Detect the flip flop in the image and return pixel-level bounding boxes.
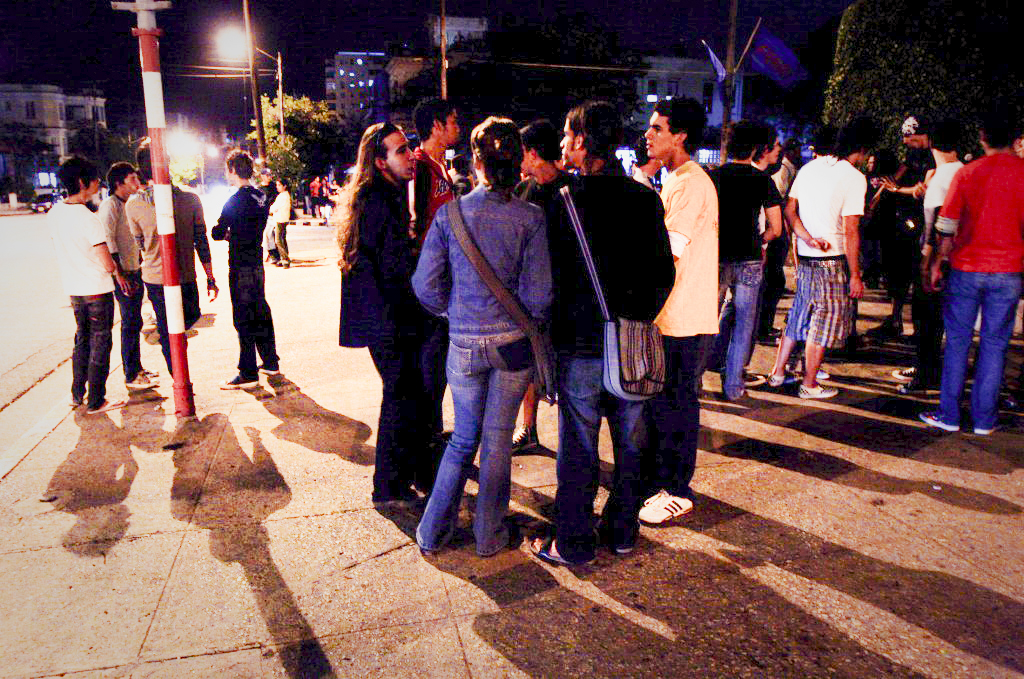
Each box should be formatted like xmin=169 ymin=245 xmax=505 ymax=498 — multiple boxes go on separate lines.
xmin=86 ymin=399 xmax=127 ymax=415
xmin=530 ymin=536 xmax=594 ymax=567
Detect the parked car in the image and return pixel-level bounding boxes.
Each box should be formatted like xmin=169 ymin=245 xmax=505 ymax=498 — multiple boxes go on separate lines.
xmin=31 ymin=193 xmax=59 ymax=213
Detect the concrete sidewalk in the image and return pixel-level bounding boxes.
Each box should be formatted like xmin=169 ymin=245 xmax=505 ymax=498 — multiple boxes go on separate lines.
xmin=0 ymin=225 xmax=1022 ymax=678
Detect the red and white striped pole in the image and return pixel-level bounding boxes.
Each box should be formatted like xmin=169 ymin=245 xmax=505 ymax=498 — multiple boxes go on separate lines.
xmin=113 ymin=1 xmax=195 ymax=419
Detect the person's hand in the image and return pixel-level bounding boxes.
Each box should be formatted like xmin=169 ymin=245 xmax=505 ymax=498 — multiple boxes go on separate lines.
xmin=911 ymin=182 xmax=927 ymax=199
xmin=808 ymin=237 xmax=830 ymax=252
xmin=928 ymin=260 xmax=946 ymax=292
xmin=114 ymin=271 xmax=132 ymax=297
xmin=848 ymin=272 xmax=864 ymax=299
xmin=207 ymin=278 xmax=219 ymax=302
xmin=880 ymin=177 xmax=899 ymax=191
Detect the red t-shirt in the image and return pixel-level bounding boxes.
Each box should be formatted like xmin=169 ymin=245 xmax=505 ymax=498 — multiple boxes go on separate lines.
xmin=940 ymin=152 xmax=1024 ymax=273
xmin=412 ymin=148 xmax=454 ymax=242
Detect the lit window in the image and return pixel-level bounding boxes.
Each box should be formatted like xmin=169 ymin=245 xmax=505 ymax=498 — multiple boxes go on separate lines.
xmin=646 ymin=94 xmax=658 ymax=103
xmin=348 ymin=72 xmax=355 ymax=77
xmin=368 ymin=79 xmax=374 ymax=86
xmin=356 ymin=58 xmax=363 ymax=65
xmin=358 ymin=81 xmax=364 ymax=87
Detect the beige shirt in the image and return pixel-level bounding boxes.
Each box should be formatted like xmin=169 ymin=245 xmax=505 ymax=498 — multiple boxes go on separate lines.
xmin=654 ymin=160 xmax=720 ymax=338
xmin=125 ymin=186 xmax=209 ymax=285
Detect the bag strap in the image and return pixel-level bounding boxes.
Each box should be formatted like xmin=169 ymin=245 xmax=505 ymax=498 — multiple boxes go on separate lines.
xmin=559 ymin=185 xmax=612 ymax=322
xmin=445 ymin=199 xmax=540 ymax=337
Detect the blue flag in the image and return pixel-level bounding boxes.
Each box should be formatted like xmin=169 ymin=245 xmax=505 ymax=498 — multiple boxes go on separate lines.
xmin=749 ymin=30 xmax=807 ymax=89
xmin=702 ymin=40 xmax=727 ymax=83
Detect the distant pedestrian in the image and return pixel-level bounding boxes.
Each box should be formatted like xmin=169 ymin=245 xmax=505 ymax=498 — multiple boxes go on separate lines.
xmin=48 ymin=156 xmax=127 ymax=414
xmin=337 ymin=122 xmax=431 ymax=507
xmin=98 ymin=161 xmax=157 ymax=392
xmin=211 ymin=149 xmax=280 ymax=389
xmin=267 ymin=178 xmax=292 ymax=268
xmin=413 ymin=117 xmax=552 ymax=557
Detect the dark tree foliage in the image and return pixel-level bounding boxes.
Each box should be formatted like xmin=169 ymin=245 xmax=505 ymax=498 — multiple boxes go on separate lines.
xmin=394 ymin=13 xmax=643 ymax=138
xmin=67 ymin=121 xmax=136 ymax=174
xmin=824 ymin=0 xmax=1023 ymax=150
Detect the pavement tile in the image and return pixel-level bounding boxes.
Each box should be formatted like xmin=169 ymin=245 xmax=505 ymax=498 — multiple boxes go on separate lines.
xmin=454 ymin=616 xmax=532 ymax=679
xmin=0 ymin=533 xmax=183 ymax=678
xmin=261 ymin=619 xmax=469 ymax=679
xmin=141 ymin=511 xmax=450 ymax=661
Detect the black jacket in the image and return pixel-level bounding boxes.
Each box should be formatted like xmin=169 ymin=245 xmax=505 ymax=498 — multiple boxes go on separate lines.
xmin=548 ymin=172 xmax=675 ymax=357
xmin=339 ymin=177 xmax=425 ymax=348
xmin=211 ymin=185 xmax=269 ymax=269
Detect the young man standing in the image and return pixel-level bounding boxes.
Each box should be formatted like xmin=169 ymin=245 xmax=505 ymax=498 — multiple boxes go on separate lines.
xmin=411 ymin=97 xmax=461 ymax=463
xmin=511 ymin=118 xmax=572 ymax=451
xmin=640 ymin=98 xmax=719 ymax=523
xmin=921 ymin=111 xmax=1024 ymax=435
xmin=766 ymin=118 xmax=877 ymax=399
xmin=532 ymin=101 xmax=674 ymax=565
xmin=48 ymin=156 xmax=127 ymax=414
xmin=126 ymin=141 xmax=218 ymax=375
xmin=212 ymin=150 xmax=279 ymax=389
xmin=98 ymin=161 xmax=157 ymax=391
xmin=708 ymin=120 xmax=784 ymax=401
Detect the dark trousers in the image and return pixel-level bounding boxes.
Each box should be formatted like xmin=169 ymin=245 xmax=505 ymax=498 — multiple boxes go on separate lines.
xmin=228 ymin=266 xmax=278 ymax=380
xmin=648 ymin=334 xmax=710 ymax=500
xmin=113 ymin=270 xmax=145 ymax=381
xmin=146 ymin=281 xmax=202 ymax=373
xmin=368 ymin=337 xmax=430 ymax=501
xmin=555 ymin=354 xmax=648 ymax=562
xmin=911 ymin=279 xmax=944 ymax=386
xmin=275 ymin=223 xmax=290 ymax=263
xmin=421 ymin=315 xmax=450 ymax=436
xmin=70 ymin=293 xmax=115 ymax=410
xmin=758 ymin=233 xmax=790 ymax=336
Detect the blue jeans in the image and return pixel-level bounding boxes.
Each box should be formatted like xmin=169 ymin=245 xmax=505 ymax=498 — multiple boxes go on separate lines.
xmin=937 ymin=270 xmax=1022 ymax=430
xmin=416 ymin=332 xmax=531 ymax=556
xmin=554 ymin=354 xmax=648 ymax=562
xmin=113 ymin=270 xmax=145 ymax=382
xmin=70 ymin=293 xmax=114 ymax=410
xmin=712 ymin=260 xmax=764 ymax=399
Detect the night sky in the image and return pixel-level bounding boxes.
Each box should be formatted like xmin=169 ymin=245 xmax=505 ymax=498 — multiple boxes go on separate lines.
xmin=1 ymin=0 xmax=853 ymax=135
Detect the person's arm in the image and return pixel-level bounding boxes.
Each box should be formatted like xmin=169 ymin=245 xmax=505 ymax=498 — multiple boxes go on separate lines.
xmin=762 ymin=178 xmax=784 ymax=244
xmin=784 ymin=197 xmax=830 ymax=251
xmin=189 ymin=196 xmax=217 ymax=300
xmin=410 ymin=210 xmax=451 ymax=317
xmin=517 ymin=207 xmax=553 ymax=322
xmin=93 ymin=242 xmax=130 ymax=295
xmin=98 ymin=200 xmax=125 ymax=275
xmin=843 ymin=215 xmax=863 ymax=299
xmin=211 ymin=195 xmax=233 ymax=241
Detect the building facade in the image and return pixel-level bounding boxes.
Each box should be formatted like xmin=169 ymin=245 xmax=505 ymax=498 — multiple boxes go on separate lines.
xmin=0 ymin=84 xmax=107 ymax=192
xmin=324 ymin=51 xmax=388 ymax=123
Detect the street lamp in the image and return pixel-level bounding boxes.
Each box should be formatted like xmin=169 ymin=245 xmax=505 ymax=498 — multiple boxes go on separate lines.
xmin=215 ymin=20 xmax=285 ymax=156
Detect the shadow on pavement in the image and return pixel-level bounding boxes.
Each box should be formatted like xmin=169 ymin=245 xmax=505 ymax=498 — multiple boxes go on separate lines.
xmin=698 ymin=427 xmax=1022 ymax=515
xmin=248 ymin=375 xmax=375 ymax=465
xmin=170 ymin=414 xmax=335 ymax=679
xmin=43 ymin=411 xmax=138 ymax=557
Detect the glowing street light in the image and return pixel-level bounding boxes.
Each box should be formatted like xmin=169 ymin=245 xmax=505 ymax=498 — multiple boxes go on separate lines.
xmin=215 ymin=26 xmax=248 ymax=62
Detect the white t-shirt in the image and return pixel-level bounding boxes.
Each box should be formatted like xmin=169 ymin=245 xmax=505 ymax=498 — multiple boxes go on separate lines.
xmin=924 ymin=161 xmax=964 ymax=210
xmin=789 ymin=156 xmax=867 ymax=257
xmin=48 ymin=202 xmax=115 ymax=296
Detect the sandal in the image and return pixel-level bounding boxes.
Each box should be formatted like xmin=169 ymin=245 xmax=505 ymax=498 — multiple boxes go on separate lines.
xmin=530 ymin=536 xmax=594 ymax=566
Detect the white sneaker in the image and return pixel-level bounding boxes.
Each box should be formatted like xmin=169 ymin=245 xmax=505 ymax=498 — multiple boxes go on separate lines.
xmin=816 ymin=369 xmax=831 ymax=381
xmin=799 ymin=384 xmax=838 ymax=400
xmin=125 ymin=374 xmax=159 ymax=390
xmin=638 ymin=490 xmax=694 ymax=524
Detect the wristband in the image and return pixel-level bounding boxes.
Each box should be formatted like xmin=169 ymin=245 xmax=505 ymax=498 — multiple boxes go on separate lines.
xmin=207 ymin=278 xmax=216 ymax=287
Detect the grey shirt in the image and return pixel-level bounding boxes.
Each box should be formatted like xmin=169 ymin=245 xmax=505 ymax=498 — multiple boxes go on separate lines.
xmin=98 ymin=193 xmax=140 ymax=272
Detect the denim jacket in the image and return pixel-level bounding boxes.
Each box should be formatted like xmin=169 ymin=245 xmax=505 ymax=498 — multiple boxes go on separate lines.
xmin=413 ymin=186 xmax=553 ymax=336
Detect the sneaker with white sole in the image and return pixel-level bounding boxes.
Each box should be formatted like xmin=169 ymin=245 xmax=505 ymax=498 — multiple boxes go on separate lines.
xmin=258 ymin=365 xmax=281 ymax=376
xmin=511 ymin=425 xmax=539 ymax=452
xmin=638 ymin=490 xmax=694 ymax=524
xmin=816 ymin=369 xmax=831 ymax=381
xmin=798 ymin=384 xmax=838 ymax=399
xmin=767 ymin=373 xmax=799 ymax=388
xmin=743 ymin=372 xmax=767 ymax=387
xmin=919 ymin=411 xmax=959 ymax=432
xmin=892 ymin=367 xmax=915 ymax=382
xmin=972 ymin=426 xmax=996 ymax=435
xmin=220 ymin=375 xmax=259 ymax=390
xmin=125 ymin=374 xmax=159 ymax=390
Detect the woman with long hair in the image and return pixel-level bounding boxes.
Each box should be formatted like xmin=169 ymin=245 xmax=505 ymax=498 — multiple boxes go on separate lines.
xmin=338 ymin=122 xmax=431 ymax=507
xmin=412 ymin=117 xmax=553 ymax=556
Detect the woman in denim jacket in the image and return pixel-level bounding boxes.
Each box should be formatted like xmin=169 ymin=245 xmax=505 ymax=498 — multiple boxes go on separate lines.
xmin=412 ymin=117 xmax=553 ymax=556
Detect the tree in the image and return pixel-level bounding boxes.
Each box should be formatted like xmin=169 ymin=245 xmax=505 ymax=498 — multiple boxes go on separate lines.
xmin=0 ymin=122 xmax=57 ymax=199
xmin=249 ymin=94 xmax=348 ymax=182
xmin=67 ymin=121 xmax=135 ymax=172
xmin=169 ymin=153 xmax=200 ymax=186
xmin=824 ymin=0 xmax=1023 ymax=150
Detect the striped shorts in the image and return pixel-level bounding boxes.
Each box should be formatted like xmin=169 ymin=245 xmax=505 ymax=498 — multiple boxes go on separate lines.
xmin=784 ymin=257 xmax=853 ymax=348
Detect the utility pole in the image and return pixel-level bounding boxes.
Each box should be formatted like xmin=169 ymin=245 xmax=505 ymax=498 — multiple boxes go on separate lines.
xmin=439 ymin=0 xmax=448 ymax=100
xmin=276 ymin=50 xmax=285 ymax=138
xmin=112 ymin=0 xmax=196 ymax=422
xmin=243 ymin=0 xmax=266 ymax=160
xmin=719 ymin=1 xmax=761 ymax=162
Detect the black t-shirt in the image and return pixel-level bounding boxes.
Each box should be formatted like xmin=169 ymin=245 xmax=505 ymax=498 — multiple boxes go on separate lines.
xmin=709 ymin=162 xmax=783 ymax=262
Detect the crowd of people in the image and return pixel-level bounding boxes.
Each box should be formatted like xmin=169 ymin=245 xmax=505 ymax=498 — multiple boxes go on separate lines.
xmin=45 ymin=94 xmax=1024 ymax=564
